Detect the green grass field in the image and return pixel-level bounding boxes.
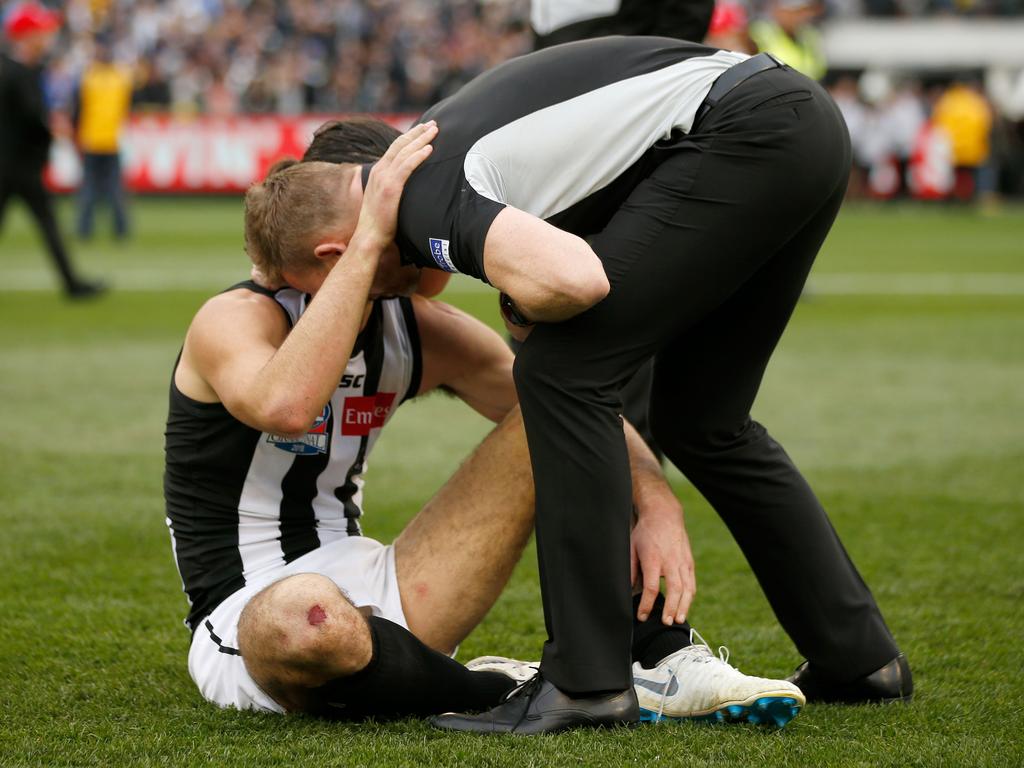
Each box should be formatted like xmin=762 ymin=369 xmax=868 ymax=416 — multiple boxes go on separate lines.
xmin=1 ymin=198 xmax=1022 ymax=767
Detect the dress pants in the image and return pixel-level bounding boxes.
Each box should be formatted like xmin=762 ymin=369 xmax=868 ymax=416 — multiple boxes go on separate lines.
xmin=514 ymin=65 xmax=900 ymax=694
xmin=0 ymin=170 xmax=81 ymax=291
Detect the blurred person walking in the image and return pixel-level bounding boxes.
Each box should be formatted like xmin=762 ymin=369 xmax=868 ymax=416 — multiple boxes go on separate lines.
xmin=0 ymin=2 xmax=106 ymax=298
xmin=74 ymin=36 xmax=132 ymax=241
xmin=749 ymin=0 xmax=826 ymax=81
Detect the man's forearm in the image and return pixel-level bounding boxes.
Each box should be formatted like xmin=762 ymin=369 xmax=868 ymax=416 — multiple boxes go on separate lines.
xmin=252 ymin=236 xmax=383 ymax=435
xmin=624 ymin=420 xmax=677 ymax=516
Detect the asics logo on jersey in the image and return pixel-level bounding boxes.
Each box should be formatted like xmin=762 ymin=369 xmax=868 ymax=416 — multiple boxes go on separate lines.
xmin=633 ymin=674 xmax=679 ymax=696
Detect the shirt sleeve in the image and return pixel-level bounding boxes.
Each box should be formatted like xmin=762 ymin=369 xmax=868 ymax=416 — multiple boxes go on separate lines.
xmin=395 ymin=156 xmax=506 ymax=284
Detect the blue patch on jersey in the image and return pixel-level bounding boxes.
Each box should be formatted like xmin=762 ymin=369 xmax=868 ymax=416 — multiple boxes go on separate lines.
xmin=428 ymin=238 xmax=457 ymax=273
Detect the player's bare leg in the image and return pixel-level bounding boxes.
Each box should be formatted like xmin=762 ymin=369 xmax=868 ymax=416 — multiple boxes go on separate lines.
xmin=394 ymin=406 xmax=535 ymax=654
xmin=236 ymin=572 xmax=372 ymax=712
xmin=234 ymin=409 xmax=534 ymax=716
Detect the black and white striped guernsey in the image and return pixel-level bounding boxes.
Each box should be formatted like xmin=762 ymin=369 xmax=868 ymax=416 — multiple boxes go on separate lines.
xmin=163 ymin=282 xmax=422 ymax=633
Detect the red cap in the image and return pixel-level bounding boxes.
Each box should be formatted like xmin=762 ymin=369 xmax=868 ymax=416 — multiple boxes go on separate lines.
xmin=3 ymin=2 xmax=62 ymax=40
xmin=708 ymin=2 xmax=748 ymax=36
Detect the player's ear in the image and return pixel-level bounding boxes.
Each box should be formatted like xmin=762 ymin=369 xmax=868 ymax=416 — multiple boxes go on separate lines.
xmin=313 ymin=241 xmax=347 ymax=264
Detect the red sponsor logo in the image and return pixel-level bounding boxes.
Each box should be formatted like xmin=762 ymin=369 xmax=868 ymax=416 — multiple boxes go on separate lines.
xmin=341 ymin=392 xmax=396 ymax=437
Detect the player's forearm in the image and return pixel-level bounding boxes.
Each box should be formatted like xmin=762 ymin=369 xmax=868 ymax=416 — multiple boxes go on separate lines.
xmin=624 ymin=421 xmax=682 ymax=520
xmin=252 ymin=237 xmax=383 ymax=436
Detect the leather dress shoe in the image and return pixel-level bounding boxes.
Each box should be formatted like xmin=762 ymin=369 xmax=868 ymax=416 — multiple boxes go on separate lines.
xmin=788 ymin=653 xmax=913 ymax=704
xmin=430 ymin=674 xmax=639 ymax=734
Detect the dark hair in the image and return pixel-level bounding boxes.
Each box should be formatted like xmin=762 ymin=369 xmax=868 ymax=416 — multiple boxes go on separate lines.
xmin=303 ymin=117 xmax=401 ymax=165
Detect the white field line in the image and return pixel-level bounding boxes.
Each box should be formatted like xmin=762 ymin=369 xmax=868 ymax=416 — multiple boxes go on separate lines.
xmin=2 ymin=269 xmax=1024 ymax=295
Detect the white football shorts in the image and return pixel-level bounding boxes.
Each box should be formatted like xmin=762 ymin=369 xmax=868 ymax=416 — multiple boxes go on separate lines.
xmin=187 ymin=535 xmax=408 ymax=714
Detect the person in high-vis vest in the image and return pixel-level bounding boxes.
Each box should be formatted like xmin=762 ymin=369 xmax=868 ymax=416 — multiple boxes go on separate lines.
xmin=74 ymin=38 xmax=132 ymax=240
xmin=749 ymin=0 xmax=827 ymax=82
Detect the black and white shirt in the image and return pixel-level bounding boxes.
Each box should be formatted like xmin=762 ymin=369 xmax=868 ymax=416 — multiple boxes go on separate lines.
xmin=164 ymin=283 xmax=421 ymax=633
xmin=391 ymin=36 xmax=746 ymax=282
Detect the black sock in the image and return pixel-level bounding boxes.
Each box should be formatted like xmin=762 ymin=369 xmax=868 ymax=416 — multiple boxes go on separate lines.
xmin=631 ymin=593 xmax=692 ymax=669
xmin=305 ymin=617 xmax=516 ymax=721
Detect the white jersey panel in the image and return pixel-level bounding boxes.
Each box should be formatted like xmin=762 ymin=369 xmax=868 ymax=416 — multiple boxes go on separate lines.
xmin=464 ymin=49 xmax=748 ymax=221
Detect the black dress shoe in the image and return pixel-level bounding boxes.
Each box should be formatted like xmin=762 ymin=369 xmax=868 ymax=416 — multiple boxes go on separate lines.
xmin=788 ymin=653 xmax=913 ymax=704
xmin=430 ymin=674 xmax=639 ymax=734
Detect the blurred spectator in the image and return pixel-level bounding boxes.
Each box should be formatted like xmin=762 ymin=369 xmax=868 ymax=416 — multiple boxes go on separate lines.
xmin=931 ymin=79 xmax=995 ymax=201
xmin=827 ymin=74 xmax=871 ymax=195
xmin=704 ymin=1 xmax=755 ymax=53
xmin=530 ymin=0 xmax=714 ymax=47
xmin=74 ymin=36 xmax=132 ymax=240
xmin=0 ymin=1 xmax=105 ymax=298
xmin=749 ymin=0 xmax=827 ymax=80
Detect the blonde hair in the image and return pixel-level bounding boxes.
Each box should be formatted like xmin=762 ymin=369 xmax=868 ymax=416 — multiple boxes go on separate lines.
xmin=243 ymin=161 xmax=356 ymax=285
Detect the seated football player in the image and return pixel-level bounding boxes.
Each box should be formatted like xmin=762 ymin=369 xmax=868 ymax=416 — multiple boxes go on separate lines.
xmin=164 ymin=122 xmax=804 ymax=726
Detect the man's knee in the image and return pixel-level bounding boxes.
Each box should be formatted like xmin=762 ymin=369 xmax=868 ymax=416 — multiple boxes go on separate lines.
xmin=237 ymin=573 xmax=372 ymax=706
xmin=650 ymin=409 xmax=769 ymax=466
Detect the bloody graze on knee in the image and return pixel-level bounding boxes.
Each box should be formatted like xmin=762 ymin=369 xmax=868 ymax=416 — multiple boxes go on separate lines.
xmin=238 ymin=573 xmax=373 ymax=699
xmin=307 ymin=604 xmax=327 ymax=626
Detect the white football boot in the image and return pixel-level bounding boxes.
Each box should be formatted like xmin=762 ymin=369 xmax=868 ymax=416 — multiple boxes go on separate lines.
xmin=633 ymin=629 xmax=805 ymax=727
xmin=465 ymin=656 xmax=540 ymax=684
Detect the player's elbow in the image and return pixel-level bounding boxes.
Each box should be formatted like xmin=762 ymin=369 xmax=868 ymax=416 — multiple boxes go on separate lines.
xmin=532 ymin=257 xmax=609 ymax=321
xmin=570 ymin=264 xmax=611 ymax=311
xmin=257 ymin=398 xmax=318 ymax=438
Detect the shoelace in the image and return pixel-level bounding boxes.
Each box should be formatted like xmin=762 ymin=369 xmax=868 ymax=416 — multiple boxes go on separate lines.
xmin=504 ymin=670 xmax=543 ymax=703
xmin=654 ymin=628 xmax=733 ymax=721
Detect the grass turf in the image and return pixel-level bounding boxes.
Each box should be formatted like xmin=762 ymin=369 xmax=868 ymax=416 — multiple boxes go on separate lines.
xmin=1 ymin=198 xmax=1022 ymax=767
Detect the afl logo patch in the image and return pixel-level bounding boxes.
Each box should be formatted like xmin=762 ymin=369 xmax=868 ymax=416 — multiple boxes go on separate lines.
xmin=266 ymin=404 xmax=331 ymax=455
xmin=428 ymin=238 xmax=457 ymax=273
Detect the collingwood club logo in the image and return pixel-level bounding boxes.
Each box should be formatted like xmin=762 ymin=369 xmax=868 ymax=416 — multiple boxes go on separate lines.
xmin=267 ymin=404 xmax=331 ymax=455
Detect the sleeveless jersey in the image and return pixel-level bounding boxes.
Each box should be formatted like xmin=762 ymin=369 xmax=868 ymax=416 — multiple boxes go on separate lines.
xmin=163 ymin=282 xmax=422 ymax=633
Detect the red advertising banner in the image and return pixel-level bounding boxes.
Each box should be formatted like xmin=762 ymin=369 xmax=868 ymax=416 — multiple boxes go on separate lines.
xmin=45 ymin=114 xmax=416 ymax=194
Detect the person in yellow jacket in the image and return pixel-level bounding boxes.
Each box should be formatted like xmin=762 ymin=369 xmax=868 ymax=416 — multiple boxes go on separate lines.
xmin=74 ymin=38 xmax=132 ymax=240
xmin=749 ymin=0 xmax=827 ymax=82
xmin=931 ymin=80 xmax=994 ymax=201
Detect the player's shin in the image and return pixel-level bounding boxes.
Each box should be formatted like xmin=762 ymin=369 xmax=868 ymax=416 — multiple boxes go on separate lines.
xmin=304 ymin=616 xmax=515 ymax=720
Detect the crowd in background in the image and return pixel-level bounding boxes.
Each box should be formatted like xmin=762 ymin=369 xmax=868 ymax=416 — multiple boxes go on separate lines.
xmin=3 ymin=0 xmax=1024 ymax=199
xmin=43 ymin=0 xmax=533 ymax=116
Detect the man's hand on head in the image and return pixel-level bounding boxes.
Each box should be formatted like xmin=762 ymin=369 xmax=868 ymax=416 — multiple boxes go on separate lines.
xmin=355 ymin=121 xmax=438 ymax=249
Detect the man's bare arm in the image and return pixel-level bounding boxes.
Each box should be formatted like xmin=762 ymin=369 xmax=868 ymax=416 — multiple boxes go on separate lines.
xmin=626 ymin=424 xmax=696 ymax=626
xmin=414 ymin=296 xmax=517 ymax=422
xmin=176 ymin=122 xmax=439 ymax=436
xmin=483 ymin=206 xmax=609 ymax=323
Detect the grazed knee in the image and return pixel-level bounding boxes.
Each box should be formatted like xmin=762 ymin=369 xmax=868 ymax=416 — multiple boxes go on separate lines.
xmin=237 ymin=573 xmax=372 ymax=708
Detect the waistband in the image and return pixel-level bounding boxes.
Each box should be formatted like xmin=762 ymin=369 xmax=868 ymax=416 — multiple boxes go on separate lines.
xmin=693 ymin=52 xmax=787 ymax=131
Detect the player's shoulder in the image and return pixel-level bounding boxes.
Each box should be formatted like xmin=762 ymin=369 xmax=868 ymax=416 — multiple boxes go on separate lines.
xmin=189 ymin=283 xmax=292 ymax=346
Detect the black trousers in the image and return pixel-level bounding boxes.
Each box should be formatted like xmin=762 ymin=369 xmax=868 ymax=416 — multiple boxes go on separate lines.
xmin=514 ymin=66 xmax=900 ymax=694
xmin=0 ymin=170 xmax=81 ymax=291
